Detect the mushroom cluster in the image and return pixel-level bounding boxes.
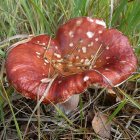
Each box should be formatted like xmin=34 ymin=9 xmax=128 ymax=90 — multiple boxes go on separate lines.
xmin=6 ymin=17 xmax=137 ymax=111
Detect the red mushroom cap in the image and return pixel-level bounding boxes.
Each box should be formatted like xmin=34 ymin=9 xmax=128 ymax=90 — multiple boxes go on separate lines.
xmin=6 ymin=17 xmax=137 ymax=103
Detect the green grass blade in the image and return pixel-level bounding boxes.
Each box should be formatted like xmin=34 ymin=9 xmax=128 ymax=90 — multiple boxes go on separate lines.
xmin=0 ymin=60 xmax=23 ymax=140
xmin=117 ymin=87 xmax=140 ymax=110
xmin=107 ymin=99 xmax=127 ymax=123
xmin=112 ymin=0 xmax=127 ymax=27
xmin=0 ymin=49 xmax=5 ymax=58
xmin=57 ymin=0 xmax=68 ymax=20
xmin=0 ymin=81 xmax=23 ymax=140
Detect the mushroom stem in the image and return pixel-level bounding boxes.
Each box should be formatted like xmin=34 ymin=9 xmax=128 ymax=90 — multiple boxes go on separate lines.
xmin=57 ymin=94 xmax=80 ymax=115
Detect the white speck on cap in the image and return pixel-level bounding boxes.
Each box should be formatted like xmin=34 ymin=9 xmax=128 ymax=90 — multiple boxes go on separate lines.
xmin=82 ymin=47 xmax=87 ymax=53
xmin=86 ymin=31 xmax=94 ymax=38
xmin=79 ymin=39 xmax=83 ymax=43
xmin=36 ymin=52 xmax=41 ymax=55
xmin=37 ymin=41 xmax=40 ymax=43
xmin=106 ymin=46 xmax=109 ymax=50
xmin=69 ymin=31 xmax=74 ymax=37
xmin=95 ymin=38 xmax=98 ymax=42
xmin=95 ymin=19 xmax=106 ymax=27
xmin=42 ymin=43 xmax=46 ymax=45
xmin=80 ymin=59 xmax=84 ymax=63
xmin=98 ymin=30 xmax=103 ymax=34
xmin=55 ymin=46 xmax=58 ymax=49
xmin=87 ymin=17 xmax=94 ymax=22
xmin=120 ymin=61 xmax=126 ymax=63
xmin=76 ymin=20 xmax=82 ymax=25
xmin=106 ymin=57 xmax=110 ymax=60
xmin=89 ymin=65 xmax=93 ymax=69
xmin=54 ymin=53 xmax=61 ymax=58
xmin=58 ymin=80 xmax=62 ymax=84
xmin=76 ymin=56 xmax=79 ymax=59
xmin=85 ymin=58 xmax=90 ymax=65
xmin=83 ymin=76 xmax=89 ymax=81
xmin=88 ymin=42 xmax=94 ymax=47
xmin=105 ymin=68 xmax=109 ymax=70
xmin=69 ymin=43 xmax=74 ymax=47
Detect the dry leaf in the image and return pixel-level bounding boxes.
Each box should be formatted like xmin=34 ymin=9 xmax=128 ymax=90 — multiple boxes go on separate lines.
xmin=92 ymin=112 xmax=111 ymax=139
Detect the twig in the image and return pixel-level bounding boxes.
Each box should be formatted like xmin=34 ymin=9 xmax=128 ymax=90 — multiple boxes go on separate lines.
xmin=109 ymin=0 xmax=114 ymax=28
xmin=0 ymin=34 xmax=32 ymax=45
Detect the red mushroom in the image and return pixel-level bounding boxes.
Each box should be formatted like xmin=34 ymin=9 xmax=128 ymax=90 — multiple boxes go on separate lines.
xmin=6 ymin=17 xmax=137 ymax=114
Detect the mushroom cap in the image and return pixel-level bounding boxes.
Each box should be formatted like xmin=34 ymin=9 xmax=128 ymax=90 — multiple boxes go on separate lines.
xmin=6 ymin=17 xmax=137 ymax=103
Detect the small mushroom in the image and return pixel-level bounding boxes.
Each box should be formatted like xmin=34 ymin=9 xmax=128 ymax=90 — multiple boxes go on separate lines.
xmin=6 ymin=17 xmax=137 ymax=114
